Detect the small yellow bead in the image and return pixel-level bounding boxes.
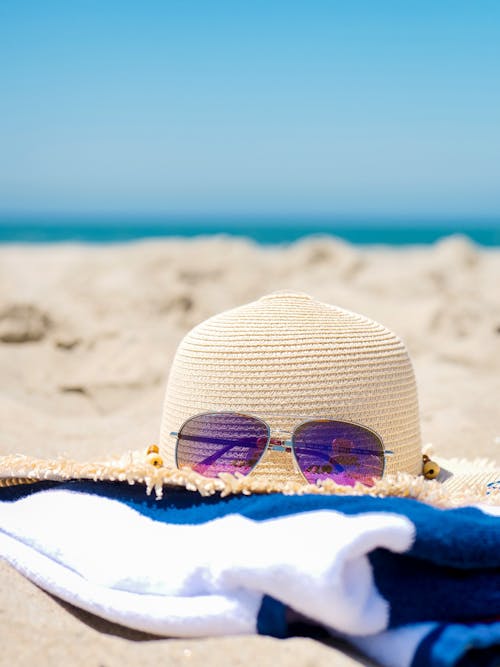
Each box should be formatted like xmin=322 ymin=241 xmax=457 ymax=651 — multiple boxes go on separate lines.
xmin=147 ymin=453 xmax=163 ymax=468
xmin=423 ymin=460 xmax=440 ymax=480
xmin=147 ymin=444 xmax=159 ymax=454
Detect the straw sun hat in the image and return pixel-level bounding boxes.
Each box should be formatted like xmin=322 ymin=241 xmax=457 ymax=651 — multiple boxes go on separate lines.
xmin=1 ymin=291 xmax=498 ymax=508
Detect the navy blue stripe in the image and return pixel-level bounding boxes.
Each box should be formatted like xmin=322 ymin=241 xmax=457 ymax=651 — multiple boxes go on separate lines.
xmin=370 ymin=548 xmax=500 ymax=626
xmin=256 ymin=596 xmax=287 ymax=638
xmin=411 ymin=624 xmax=447 ymax=667
xmin=0 ymin=481 xmax=59 ymax=500
xmin=455 ymin=646 xmax=500 ymax=667
xmin=412 ymin=623 xmax=500 ymax=667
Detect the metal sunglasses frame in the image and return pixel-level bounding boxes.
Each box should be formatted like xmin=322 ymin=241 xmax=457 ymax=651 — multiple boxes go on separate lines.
xmin=170 ymin=410 xmax=394 ymax=484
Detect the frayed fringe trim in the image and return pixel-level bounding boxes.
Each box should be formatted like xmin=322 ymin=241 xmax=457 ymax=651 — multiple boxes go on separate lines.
xmin=0 ymin=452 xmax=498 ymax=509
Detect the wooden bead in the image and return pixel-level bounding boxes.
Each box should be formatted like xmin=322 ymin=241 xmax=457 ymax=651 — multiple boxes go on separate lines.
xmin=423 ymin=459 xmax=440 ymax=480
xmin=147 ymin=453 xmax=163 ymax=468
xmin=147 ymin=444 xmax=159 ymax=454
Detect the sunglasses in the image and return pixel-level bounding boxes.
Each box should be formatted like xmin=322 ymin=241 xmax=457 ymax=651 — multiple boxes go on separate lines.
xmin=171 ymin=411 xmax=393 ymax=487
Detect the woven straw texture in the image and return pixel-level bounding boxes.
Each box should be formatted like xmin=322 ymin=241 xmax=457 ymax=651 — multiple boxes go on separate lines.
xmin=1 ymin=451 xmax=498 ymax=508
xmin=159 ymin=291 xmax=422 ymax=483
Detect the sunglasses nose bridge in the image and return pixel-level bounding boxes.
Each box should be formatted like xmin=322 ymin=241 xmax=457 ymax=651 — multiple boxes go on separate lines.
xmin=266 ymin=428 xmax=294 ymax=452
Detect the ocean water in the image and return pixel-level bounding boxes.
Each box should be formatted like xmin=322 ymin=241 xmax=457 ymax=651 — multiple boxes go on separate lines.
xmin=0 ymin=218 xmax=499 ymax=246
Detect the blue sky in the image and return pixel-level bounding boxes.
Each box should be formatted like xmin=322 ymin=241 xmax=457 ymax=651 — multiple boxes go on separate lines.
xmin=0 ymin=1 xmax=499 ymax=219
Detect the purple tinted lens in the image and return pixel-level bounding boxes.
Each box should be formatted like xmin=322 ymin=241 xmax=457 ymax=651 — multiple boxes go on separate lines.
xmin=176 ymin=412 xmax=269 ymax=477
xmin=293 ymin=420 xmax=384 ymax=487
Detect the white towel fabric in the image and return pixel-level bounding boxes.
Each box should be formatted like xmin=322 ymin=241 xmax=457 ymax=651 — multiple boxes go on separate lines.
xmin=0 ymin=487 xmax=414 ymax=637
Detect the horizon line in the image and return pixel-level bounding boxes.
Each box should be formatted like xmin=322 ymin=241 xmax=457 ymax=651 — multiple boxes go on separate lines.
xmin=1 ymin=213 xmax=500 ymax=226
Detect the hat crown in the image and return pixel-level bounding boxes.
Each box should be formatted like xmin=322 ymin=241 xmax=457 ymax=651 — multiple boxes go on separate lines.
xmin=159 ymin=292 xmax=421 ymax=477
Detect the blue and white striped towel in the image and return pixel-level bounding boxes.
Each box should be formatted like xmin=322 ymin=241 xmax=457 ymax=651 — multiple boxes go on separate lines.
xmin=0 ymin=481 xmax=499 ymax=667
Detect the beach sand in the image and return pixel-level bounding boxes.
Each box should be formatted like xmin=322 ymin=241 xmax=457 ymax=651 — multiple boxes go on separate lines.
xmin=0 ymin=234 xmax=499 ymax=666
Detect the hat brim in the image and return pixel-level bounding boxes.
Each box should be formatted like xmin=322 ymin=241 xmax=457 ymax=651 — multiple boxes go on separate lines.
xmin=0 ymin=451 xmax=498 ymax=509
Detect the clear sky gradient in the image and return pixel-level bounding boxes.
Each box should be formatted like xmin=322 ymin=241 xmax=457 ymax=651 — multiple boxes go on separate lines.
xmin=1 ymin=1 xmax=499 ymax=219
